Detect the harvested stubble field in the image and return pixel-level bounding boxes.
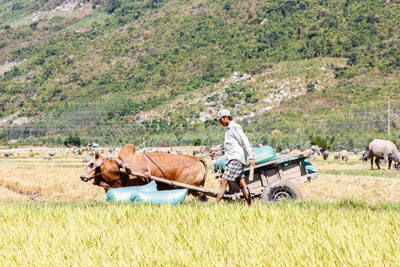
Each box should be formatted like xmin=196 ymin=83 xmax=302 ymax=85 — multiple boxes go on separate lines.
xmin=0 ymin=150 xmax=400 ymax=266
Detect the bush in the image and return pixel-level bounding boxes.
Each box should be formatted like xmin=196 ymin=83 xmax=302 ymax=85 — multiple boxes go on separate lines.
xmin=193 ymin=138 xmax=202 ymax=146
xmin=107 ymin=0 xmax=121 ymax=13
xmin=306 ymin=82 xmax=316 ymax=94
xmin=311 ymin=136 xmax=329 ymax=149
xmin=271 ymin=129 xmax=282 ymax=138
xmin=64 ymin=135 xmax=81 ymax=147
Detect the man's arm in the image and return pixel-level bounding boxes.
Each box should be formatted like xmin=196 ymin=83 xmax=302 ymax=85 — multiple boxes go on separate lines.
xmin=232 ymin=124 xmax=255 ymax=160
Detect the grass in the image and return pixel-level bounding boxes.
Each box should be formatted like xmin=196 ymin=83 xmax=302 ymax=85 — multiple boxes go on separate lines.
xmin=0 ymin=200 xmax=399 ymax=266
xmin=322 ymin=169 xmax=400 ymax=179
xmin=63 ymin=11 xmax=111 ymax=32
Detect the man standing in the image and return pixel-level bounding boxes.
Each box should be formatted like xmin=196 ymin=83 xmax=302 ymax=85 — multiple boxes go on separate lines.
xmin=215 ymin=109 xmax=255 ymax=206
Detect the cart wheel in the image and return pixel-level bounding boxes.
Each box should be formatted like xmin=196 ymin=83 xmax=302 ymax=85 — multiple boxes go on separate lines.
xmin=261 ymin=181 xmax=303 ymax=202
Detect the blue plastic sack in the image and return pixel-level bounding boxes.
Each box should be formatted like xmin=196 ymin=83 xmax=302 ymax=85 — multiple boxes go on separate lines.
xmin=106 ymin=181 xmax=158 ymax=202
xmin=131 ymin=189 xmax=188 ymax=205
xmin=304 ymin=160 xmax=318 ymax=174
xmin=213 ymin=146 xmax=276 ymax=172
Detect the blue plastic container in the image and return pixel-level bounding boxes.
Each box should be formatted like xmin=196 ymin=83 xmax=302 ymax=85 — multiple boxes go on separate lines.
xmin=131 ymin=189 xmax=188 ymax=205
xmin=106 ymin=181 xmax=158 ymax=202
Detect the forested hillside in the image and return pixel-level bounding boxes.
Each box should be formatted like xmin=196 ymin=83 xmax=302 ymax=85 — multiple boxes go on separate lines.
xmin=0 ymin=0 xmax=399 ymax=150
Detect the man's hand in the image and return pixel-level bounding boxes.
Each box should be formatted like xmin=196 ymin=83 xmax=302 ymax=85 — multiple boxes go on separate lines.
xmin=249 ymin=159 xmax=255 ymax=167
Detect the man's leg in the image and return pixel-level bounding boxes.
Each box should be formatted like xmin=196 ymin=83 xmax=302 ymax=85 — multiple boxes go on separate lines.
xmin=237 ymin=178 xmax=253 ymax=206
xmin=216 ymin=178 xmax=229 ymax=202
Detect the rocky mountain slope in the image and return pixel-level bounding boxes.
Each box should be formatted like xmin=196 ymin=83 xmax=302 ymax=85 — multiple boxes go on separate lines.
xmin=0 ymin=0 xmax=399 ymax=149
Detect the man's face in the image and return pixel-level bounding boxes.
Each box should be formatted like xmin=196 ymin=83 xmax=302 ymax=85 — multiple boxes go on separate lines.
xmin=219 ymin=116 xmax=230 ymax=127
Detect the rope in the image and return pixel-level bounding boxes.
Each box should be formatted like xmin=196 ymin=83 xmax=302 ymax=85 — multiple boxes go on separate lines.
xmin=144 ymin=153 xmax=167 ymax=179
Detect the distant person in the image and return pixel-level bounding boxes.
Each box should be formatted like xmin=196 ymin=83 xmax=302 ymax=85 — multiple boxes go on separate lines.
xmin=311 ymin=150 xmax=317 ymax=159
xmin=214 ymin=109 xmax=255 ymax=206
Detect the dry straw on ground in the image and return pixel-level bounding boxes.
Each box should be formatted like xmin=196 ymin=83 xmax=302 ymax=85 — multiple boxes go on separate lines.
xmin=0 ymin=151 xmax=399 ymax=203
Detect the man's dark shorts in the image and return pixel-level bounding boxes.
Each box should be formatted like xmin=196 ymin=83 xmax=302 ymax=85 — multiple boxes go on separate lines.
xmin=222 ymin=160 xmax=245 ymax=181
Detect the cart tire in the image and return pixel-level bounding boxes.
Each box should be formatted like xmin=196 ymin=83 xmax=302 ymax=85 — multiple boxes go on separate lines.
xmin=261 ymin=181 xmax=303 ymax=202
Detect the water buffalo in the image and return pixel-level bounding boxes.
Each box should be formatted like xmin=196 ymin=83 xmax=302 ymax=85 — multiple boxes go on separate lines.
xmin=82 ymin=156 xmax=91 ymax=163
xmin=368 ymin=139 xmax=400 ymax=170
xmin=81 ymin=144 xmax=208 ymax=200
xmin=340 ymin=150 xmax=349 ymax=162
xmin=360 ymin=151 xmax=370 ymax=161
xmin=333 ymin=152 xmax=340 ymax=161
xmin=322 ymin=151 xmax=329 ymax=160
xmin=333 ymin=151 xmax=348 ymax=162
xmin=43 ymin=155 xmax=52 ymax=160
xmin=4 ymin=151 xmax=13 ymax=157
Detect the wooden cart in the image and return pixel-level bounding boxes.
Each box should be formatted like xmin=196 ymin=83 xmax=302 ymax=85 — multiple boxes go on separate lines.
xmin=128 ymin=152 xmax=318 ymax=202
xmin=224 ymin=152 xmax=318 ymax=201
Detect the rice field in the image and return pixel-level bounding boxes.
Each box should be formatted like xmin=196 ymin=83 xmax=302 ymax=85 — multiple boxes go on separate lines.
xmin=0 ymin=149 xmax=400 ymax=266
xmin=1 ymin=201 xmax=400 ymax=266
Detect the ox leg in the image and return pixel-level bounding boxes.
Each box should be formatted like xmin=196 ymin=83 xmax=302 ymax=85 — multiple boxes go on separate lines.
xmin=375 ymin=158 xmax=381 ymax=170
xmin=384 ymin=155 xmax=389 ymax=171
xmin=99 ymin=181 xmax=111 ymax=193
xmin=189 ymin=190 xmax=208 ymax=202
xmin=370 ymin=156 xmax=374 ymax=170
xmin=389 ymin=159 xmax=392 ymax=170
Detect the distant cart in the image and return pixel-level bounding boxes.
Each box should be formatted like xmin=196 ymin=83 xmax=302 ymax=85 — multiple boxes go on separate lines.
xmin=127 ymin=152 xmax=318 ymax=202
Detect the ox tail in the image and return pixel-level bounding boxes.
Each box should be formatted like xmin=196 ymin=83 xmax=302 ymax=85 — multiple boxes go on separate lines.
xmin=199 ymin=158 xmax=208 ymax=187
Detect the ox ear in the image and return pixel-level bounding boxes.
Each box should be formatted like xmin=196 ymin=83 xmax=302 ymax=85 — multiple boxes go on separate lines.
xmin=95 ymin=152 xmax=99 ymax=159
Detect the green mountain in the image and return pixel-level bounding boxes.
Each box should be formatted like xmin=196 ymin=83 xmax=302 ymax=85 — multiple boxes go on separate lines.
xmin=0 ymin=0 xmax=399 ymax=150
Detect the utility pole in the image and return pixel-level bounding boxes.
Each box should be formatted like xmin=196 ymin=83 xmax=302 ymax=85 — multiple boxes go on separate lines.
xmin=388 ymin=96 xmax=391 ymax=135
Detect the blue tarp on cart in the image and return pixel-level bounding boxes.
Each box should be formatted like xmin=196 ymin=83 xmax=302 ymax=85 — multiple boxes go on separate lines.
xmin=213 ymin=146 xmax=277 ymax=172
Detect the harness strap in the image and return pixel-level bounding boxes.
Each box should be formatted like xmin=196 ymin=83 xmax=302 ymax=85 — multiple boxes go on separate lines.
xmin=143 ymin=154 xmax=152 ymax=183
xmin=143 ymin=153 xmax=167 ymax=180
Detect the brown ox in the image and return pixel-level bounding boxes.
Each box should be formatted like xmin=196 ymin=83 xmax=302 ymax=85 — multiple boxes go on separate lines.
xmin=80 ymin=153 xmax=146 ymax=192
xmin=80 ymin=144 xmax=207 ymax=200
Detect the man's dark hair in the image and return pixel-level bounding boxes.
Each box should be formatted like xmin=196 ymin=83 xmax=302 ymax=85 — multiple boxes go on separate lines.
xmin=223 ymin=115 xmax=233 ymax=120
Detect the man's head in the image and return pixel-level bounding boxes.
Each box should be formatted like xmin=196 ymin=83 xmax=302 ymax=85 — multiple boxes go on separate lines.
xmin=214 ymin=109 xmax=232 ymax=127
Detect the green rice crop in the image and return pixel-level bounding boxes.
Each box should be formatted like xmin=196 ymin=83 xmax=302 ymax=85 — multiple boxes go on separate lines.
xmin=0 ymin=200 xmax=399 ymax=266
xmin=322 ymin=169 xmax=400 ymax=179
